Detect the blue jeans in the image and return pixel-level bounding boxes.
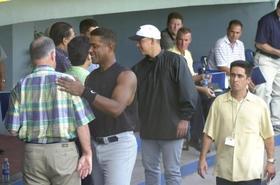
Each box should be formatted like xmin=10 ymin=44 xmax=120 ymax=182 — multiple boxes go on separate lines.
xmin=142 ymin=139 xmax=184 ymax=185
xmin=90 ymin=131 xmax=137 ymax=185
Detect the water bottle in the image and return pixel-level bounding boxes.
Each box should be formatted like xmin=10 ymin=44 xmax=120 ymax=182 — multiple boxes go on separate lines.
xmin=201 ymin=76 xmax=209 ymax=87
xmin=2 ymin=158 xmax=10 ymax=183
xmin=201 ymin=67 xmax=211 ymax=87
xmin=200 ymin=64 xmax=207 ymax=86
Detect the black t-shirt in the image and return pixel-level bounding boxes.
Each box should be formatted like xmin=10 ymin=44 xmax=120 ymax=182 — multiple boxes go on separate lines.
xmin=85 ymin=62 xmax=138 ymax=138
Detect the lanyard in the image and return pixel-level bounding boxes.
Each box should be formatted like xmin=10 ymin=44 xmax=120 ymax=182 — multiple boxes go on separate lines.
xmin=231 ymin=98 xmax=245 ymax=137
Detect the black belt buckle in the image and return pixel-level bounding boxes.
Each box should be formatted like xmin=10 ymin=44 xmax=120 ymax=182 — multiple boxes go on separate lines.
xmin=95 ymin=136 xmax=118 ymax=144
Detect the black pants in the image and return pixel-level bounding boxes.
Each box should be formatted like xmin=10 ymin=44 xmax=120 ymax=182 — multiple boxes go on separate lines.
xmin=216 ymin=177 xmax=261 ymax=185
xmin=200 ymin=92 xmax=215 ymax=119
xmin=189 ymin=90 xmax=225 ymax=142
xmin=190 ymin=94 xmax=205 ymax=141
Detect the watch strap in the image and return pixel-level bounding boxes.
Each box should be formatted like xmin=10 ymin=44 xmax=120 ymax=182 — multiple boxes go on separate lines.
xmin=81 ymin=87 xmax=97 ymax=103
xmin=267 ymin=158 xmax=276 ymax=164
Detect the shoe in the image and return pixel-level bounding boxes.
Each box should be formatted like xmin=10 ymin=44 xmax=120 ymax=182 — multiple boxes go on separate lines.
xmin=189 ymin=139 xmax=202 ymax=152
xmin=182 ymin=139 xmax=189 ymax=151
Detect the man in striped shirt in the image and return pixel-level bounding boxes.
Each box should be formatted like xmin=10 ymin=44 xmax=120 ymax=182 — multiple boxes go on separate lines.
xmin=4 ymin=36 xmax=95 ymax=185
xmin=207 ymin=19 xmax=245 ymax=75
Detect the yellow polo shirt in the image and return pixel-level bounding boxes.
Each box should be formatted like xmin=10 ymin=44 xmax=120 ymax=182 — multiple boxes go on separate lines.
xmin=169 ymin=46 xmax=195 ymax=75
xmin=204 ymin=91 xmax=274 ymax=181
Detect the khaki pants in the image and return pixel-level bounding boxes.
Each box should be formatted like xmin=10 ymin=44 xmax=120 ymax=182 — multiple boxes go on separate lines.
xmin=23 ymin=142 xmax=80 ymax=185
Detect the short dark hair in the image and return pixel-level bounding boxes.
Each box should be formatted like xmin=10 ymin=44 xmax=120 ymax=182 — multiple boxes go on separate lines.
xmin=227 ymin=19 xmax=243 ymax=30
xmin=90 ymin=27 xmax=117 ymax=50
xmin=230 ymin=60 xmax=252 ymax=77
xmin=29 ymin=36 xmax=55 ymax=61
xmin=68 ymin=36 xmax=91 ymax=66
xmin=176 ymin=27 xmax=192 ymax=40
xmin=49 ymin=22 xmax=73 ymax=46
xmin=79 ymin=18 xmax=98 ymax=34
xmin=277 ymin=0 xmax=280 ymax=8
xmin=167 ymin=12 xmax=183 ymax=25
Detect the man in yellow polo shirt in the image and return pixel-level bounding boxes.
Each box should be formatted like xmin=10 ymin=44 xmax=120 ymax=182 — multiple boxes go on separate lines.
xmin=198 ymin=60 xmax=276 ymax=185
xmin=169 ymin=27 xmax=215 ymax=151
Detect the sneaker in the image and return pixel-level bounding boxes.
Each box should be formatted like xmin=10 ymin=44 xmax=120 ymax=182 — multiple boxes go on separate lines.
xmin=273 ymin=125 xmax=280 ymax=132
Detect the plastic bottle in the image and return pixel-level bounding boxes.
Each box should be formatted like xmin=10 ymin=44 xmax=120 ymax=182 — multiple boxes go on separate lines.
xmin=2 ymin=158 xmax=10 ymax=183
xmin=201 ymin=77 xmax=208 ymax=87
xmin=201 ymin=66 xmax=211 ymax=87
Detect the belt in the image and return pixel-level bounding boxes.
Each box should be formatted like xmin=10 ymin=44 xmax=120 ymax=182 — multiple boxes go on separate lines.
xmin=94 ymin=136 xmax=118 ymax=144
xmin=25 ymin=138 xmax=76 ymax=144
xmin=258 ymin=50 xmax=280 ymax=59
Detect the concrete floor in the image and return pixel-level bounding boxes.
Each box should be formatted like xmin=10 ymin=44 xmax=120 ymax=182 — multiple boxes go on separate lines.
xmin=2 ymin=133 xmax=280 ymax=185
xmin=132 ymin=133 xmax=280 ymax=185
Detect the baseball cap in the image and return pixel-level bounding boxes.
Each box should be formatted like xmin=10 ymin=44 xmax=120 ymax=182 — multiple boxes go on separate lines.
xmin=129 ymin=24 xmax=161 ymax=41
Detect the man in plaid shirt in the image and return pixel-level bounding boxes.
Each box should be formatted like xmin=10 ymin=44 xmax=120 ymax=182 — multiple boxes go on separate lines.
xmin=4 ymin=36 xmax=95 ymax=185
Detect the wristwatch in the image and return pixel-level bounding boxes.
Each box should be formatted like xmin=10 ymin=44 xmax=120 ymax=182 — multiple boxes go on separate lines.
xmin=267 ymin=158 xmax=276 ymax=164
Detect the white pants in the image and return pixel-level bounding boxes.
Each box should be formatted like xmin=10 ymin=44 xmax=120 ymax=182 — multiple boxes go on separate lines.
xmin=255 ymin=52 xmax=280 ymax=125
xmin=91 ymin=131 xmax=137 ymax=185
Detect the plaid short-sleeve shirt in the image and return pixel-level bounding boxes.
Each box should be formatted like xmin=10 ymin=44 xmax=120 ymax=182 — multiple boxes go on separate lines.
xmin=4 ymin=65 xmax=95 ymax=143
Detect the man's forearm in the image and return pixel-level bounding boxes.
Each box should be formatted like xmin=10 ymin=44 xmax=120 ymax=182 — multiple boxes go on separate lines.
xmin=256 ymin=43 xmax=280 ymax=57
xmin=77 ymin=125 xmax=92 ymax=155
xmin=264 ymin=136 xmax=275 ymax=159
xmin=217 ymin=66 xmax=230 ymax=75
xmin=199 ymin=134 xmax=213 ymax=160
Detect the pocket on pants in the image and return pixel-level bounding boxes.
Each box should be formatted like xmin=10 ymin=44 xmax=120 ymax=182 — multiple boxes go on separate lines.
xmin=23 ymin=147 xmax=44 ymax=173
xmin=53 ymin=147 xmax=78 ymax=174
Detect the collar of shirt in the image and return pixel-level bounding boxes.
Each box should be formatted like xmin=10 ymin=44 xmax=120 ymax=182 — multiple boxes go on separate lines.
xmin=224 ymin=35 xmax=241 ymax=48
xmin=163 ymin=28 xmax=175 ymax=41
xmin=56 ymin=47 xmax=68 ymax=56
xmin=33 ymin=65 xmax=55 ymax=73
xmin=224 ymin=91 xmax=255 ymax=103
xmin=69 ymin=66 xmax=89 ymax=73
xmin=169 ymin=46 xmax=181 ymax=54
xmin=145 ymin=50 xmax=164 ymax=62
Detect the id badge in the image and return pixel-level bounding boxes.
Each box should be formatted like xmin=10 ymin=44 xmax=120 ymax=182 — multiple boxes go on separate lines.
xmin=225 ymin=136 xmax=235 ymax=147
